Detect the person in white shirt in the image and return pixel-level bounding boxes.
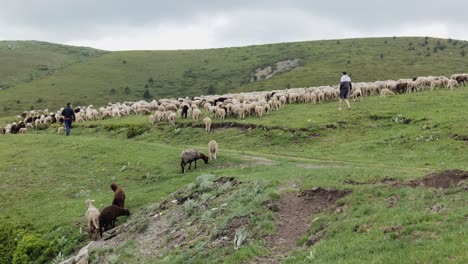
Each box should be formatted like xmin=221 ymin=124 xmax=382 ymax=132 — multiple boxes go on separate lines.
xmin=339 ymin=72 xmax=352 ymax=110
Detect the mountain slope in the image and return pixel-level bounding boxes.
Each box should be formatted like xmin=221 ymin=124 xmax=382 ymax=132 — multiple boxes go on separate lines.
xmin=1 ymin=37 xmax=467 ymax=116
xmin=0 ymin=40 xmax=107 ymax=90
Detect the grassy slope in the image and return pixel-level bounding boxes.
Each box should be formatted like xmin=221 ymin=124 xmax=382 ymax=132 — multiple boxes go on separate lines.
xmin=0 ymin=41 xmax=106 ymax=90
xmin=0 ymin=88 xmax=467 ymax=263
xmin=1 ymin=37 xmax=468 ymax=117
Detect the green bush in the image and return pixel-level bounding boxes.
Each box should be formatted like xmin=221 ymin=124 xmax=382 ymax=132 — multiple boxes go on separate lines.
xmin=0 ymin=223 xmax=22 ymax=264
xmin=13 ymin=234 xmax=48 ymax=264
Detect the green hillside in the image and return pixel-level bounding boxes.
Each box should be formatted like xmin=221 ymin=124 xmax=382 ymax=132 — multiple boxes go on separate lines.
xmin=0 ymin=88 xmax=467 ymax=263
xmin=0 ymin=37 xmax=467 ymax=117
xmin=0 ymin=41 xmax=107 ymax=91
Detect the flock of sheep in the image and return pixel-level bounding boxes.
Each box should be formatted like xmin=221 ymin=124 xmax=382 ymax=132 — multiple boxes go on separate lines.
xmin=1 ymin=73 xmax=466 ymax=136
xmin=3 ymin=72 xmax=466 ymax=241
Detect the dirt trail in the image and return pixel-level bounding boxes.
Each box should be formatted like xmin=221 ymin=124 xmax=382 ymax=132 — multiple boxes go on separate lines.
xmin=255 ymin=188 xmax=351 ymax=263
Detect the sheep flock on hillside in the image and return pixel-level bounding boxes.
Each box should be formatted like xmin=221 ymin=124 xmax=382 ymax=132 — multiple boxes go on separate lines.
xmin=1 ymin=73 xmax=466 ymax=135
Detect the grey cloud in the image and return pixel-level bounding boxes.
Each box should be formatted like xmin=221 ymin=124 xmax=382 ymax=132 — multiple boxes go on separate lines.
xmin=0 ymin=0 xmax=467 ymax=49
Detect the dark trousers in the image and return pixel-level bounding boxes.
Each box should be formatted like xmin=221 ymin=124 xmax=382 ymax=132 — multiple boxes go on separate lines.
xmin=64 ymin=119 xmax=72 ymax=136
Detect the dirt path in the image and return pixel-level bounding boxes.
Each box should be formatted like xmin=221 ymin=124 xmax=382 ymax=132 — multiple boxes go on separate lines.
xmin=255 ymin=188 xmax=351 ymax=263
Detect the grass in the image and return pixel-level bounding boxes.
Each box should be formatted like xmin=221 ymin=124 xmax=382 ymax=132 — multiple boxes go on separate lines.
xmin=0 ymin=85 xmax=467 ymax=262
xmin=1 ymin=37 xmax=468 ymax=117
xmin=0 ymin=40 xmax=106 ymax=90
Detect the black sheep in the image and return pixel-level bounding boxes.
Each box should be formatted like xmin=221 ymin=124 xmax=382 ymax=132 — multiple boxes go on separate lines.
xmin=10 ymin=124 xmax=18 ymax=134
xmin=99 ymin=205 xmax=130 ymax=237
xmin=181 ymin=105 xmax=189 ymax=118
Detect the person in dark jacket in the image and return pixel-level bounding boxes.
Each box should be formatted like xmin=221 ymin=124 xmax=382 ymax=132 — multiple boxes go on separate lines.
xmin=339 ymin=72 xmax=352 ymax=110
xmin=61 ymin=103 xmax=76 ymax=136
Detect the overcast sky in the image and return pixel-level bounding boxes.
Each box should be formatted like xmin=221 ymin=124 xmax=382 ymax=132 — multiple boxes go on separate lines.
xmin=1 ymin=0 xmax=467 ymax=51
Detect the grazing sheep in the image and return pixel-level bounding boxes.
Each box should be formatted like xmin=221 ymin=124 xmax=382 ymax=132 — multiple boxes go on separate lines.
xmin=111 ymin=182 xmax=126 ymax=208
xmin=18 ymin=128 xmax=27 ymax=133
xmin=192 ymin=108 xmax=202 ymax=122
xmin=215 ymin=108 xmax=226 ymax=120
xmin=0 ymin=127 xmax=5 ymax=134
xmin=84 ymin=199 xmax=100 ymax=240
xmin=99 ymin=205 xmax=131 ymax=237
xmin=350 ymin=87 xmax=363 ymax=102
xmin=180 ymin=149 xmax=209 ymax=173
xmin=57 ymin=127 xmax=64 ymax=134
xmin=168 ymin=112 xmax=177 ymax=126
xmin=380 ymin=88 xmax=395 ymax=98
xmin=203 ymin=117 xmax=212 ymax=132
xmin=208 ymin=140 xmax=218 ymax=160
xmin=181 ymin=104 xmax=190 ymax=118
xmin=255 ymin=105 xmax=264 ymax=117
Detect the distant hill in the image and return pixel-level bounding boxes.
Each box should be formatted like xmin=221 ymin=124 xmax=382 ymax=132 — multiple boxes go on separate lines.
xmin=1 ymin=37 xmax=467 ymax=116
xmin=0 ymin=41 xmax=107 ymax=89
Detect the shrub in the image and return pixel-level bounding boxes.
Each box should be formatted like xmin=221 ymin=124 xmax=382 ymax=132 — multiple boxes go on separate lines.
xmin=0 ymin=223 xmax=22 ymax=264
xmin=12 ymin=234 xmax=48 ymax=264
xmin=197 ymin=174 xmax=215 ymax=192
xmin=183 ymin=199 xmax=200 ymax=216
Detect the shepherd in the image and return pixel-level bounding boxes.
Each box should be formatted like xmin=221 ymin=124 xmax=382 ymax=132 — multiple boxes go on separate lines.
xmin=61 ymin=103 xmax=76 ymax=136
xmin=339 ymin=72 xmax=352 ymax=111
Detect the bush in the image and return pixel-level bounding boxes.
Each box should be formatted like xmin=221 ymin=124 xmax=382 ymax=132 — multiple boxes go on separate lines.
xmin=13 ymin=234 xmax=48 ymax=264
xmin=0 ymin=223 xmax=22 ymax=264
xmin=183 ymin=199 xmax=200 ymax=216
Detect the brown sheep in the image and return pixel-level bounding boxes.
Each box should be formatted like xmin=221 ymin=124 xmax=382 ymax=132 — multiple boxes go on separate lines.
xmin=99 ymin=205 xmax=131 ymax=237
xmin=111 ymin=182 xmax=126 ymax=208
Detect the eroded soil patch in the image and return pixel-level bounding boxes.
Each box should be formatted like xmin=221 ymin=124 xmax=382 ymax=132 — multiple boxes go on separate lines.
xmin=399 ymin=170 xmax=468 ymax=189
xmin=262 ymin=187 xmax=351 ymax=262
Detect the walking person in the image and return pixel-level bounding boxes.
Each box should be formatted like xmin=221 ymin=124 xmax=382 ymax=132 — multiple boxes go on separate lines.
xmin=61 ymin=103 xmax=75 ymax=136
xmin=339 ymin=72 xmax=352 ymax=110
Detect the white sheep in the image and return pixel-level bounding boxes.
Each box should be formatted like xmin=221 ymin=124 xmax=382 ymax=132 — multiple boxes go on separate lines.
xmin=208 ymin=140 xmax=218 ymax=160
xmin=57 ymin=127 xmax=65 ymax=134
xmin=380 ymin=88 xmax=395 ymax=98
xmin=84 ymin=199 xmax=100 ymax=240
xmin=192 ymin=108 xmax=202 ymax=122
xmin=215 ymin=108 xmax=226 ymax=120
xmin=446 ymin=79 xmax=458 ymax=89
xmin=167 ymin=112 xmax=177 ymax=126
xmin=203 ymin=117 xmax=212 ymax=132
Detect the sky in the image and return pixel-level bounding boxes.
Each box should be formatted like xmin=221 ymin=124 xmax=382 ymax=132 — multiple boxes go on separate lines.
xmin=1 ymin=0 xmax=467 ymax=51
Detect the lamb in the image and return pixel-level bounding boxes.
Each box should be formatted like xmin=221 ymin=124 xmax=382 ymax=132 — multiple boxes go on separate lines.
xmin=380 ymin=88 xmax=395 ymax=98
xmin=180 ymin=149 xmax=209 ymax=173
xmin=84 ymin=199 xmax=100 ymax=240
xmin=208 ymin=140 xmax=218 ymax=160
xmin=57 ymin=127 xmax=64 ymax=134
xmin=18 ymin=128 xmax=27 ymax=133
xmin=110 ymin=182 xmax=126 ymax=208
xmin=99 ymin=205 xmax=131 ymax=237
xmin=203 ymin=117 xmax=212 ymax=132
